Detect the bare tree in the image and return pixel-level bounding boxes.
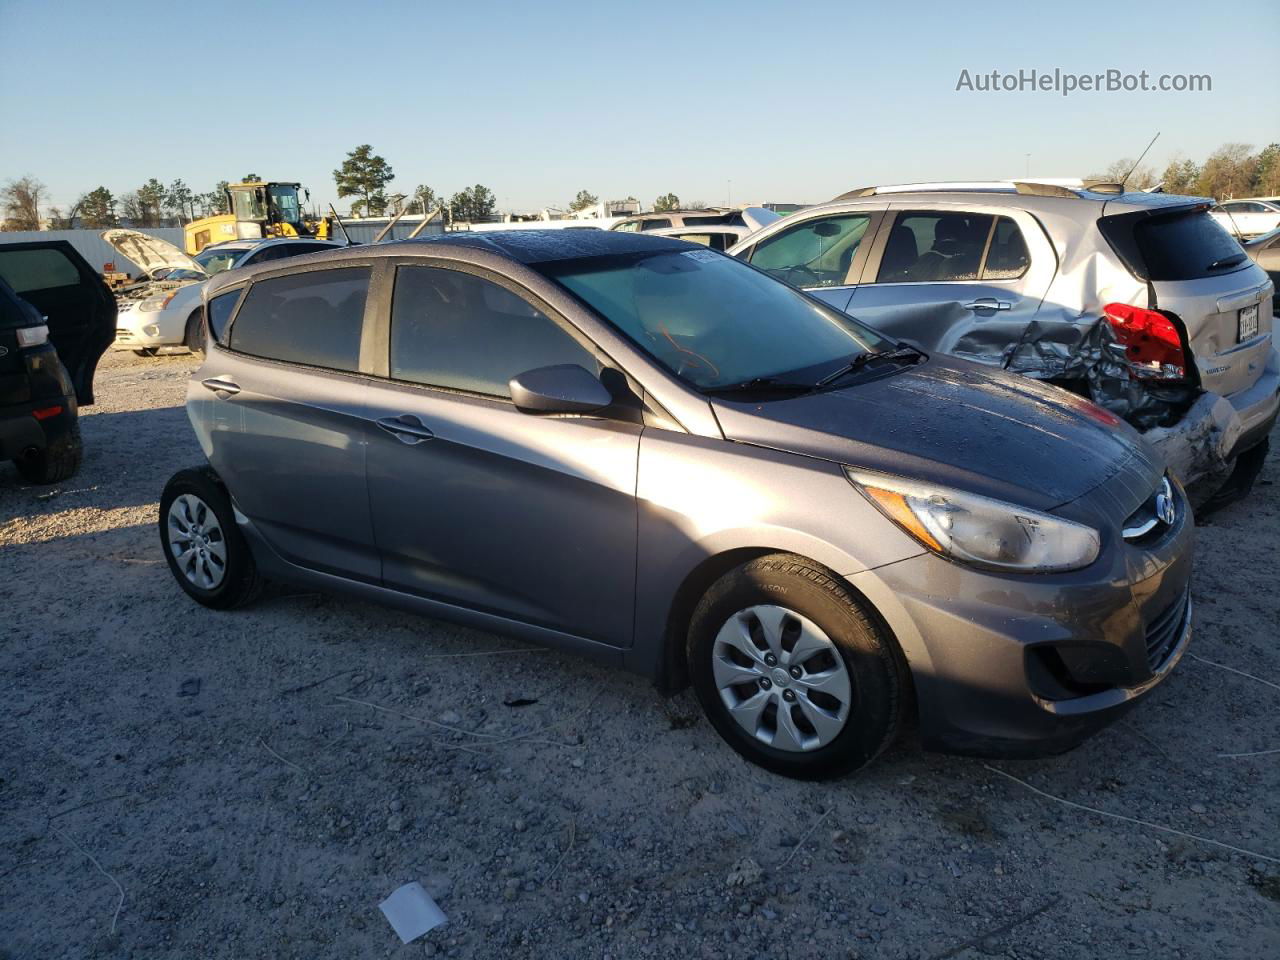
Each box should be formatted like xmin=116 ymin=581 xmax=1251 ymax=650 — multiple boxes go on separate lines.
xmin=1 ymin=176 xmax=47 ymax=230
xmin=1091 ymin=159 xmax=1156 ymax=190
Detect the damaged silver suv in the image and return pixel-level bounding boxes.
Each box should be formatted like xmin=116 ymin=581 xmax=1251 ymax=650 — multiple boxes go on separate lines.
xmin=729 ymin=182 xmax=1278 ymax=503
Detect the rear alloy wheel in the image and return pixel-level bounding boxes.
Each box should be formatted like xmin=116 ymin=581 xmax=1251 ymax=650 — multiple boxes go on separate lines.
xmin=159 ymin=467 xmax=261 ymax=609
xmin=688 ymin=553 xmax=908 ymax=779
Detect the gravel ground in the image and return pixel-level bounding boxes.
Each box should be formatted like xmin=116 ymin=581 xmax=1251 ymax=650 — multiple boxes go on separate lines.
xmin=2 ymin=349 xmax=1278 ymax=960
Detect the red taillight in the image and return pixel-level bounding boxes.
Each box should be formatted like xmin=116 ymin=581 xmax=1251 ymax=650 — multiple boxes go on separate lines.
xmin=33 ymin=405 xmax=64 ymax=421
xmin=1102 ymin=303 xmax=1186 ymax=380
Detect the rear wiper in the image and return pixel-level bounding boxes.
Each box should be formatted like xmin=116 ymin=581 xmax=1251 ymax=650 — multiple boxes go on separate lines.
xmin=816 ymin=345 xmax=927 ymax=388
xmin=1207 ymin=254 xmax=1246 ymax=270
xmin=703 ymin=376 xmax=817 ymax=395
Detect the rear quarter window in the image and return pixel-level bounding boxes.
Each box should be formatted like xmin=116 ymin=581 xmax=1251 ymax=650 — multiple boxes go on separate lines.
xmin=228 ymin=267 xmax=369 ymax=371
xmin=206 ymin=290 xmax=242 ymax=344
xmin=0 ymin=248 xmax=79 ymax=293
xmin=1133 ymin=211 xmax=1248 ymax=281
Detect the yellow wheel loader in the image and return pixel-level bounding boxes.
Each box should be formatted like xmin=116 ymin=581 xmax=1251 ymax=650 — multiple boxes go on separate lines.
xmin=183 ymin=180 xmax=331 ymax=254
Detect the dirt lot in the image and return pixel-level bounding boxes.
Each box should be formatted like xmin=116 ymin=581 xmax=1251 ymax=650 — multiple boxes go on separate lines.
xmin=2 ymin=349 xmax=1278 ymax=960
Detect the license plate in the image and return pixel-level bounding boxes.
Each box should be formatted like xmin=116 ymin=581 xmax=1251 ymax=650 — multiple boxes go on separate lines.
xmin=1238 ymin=303 xmax=1259 ymax=342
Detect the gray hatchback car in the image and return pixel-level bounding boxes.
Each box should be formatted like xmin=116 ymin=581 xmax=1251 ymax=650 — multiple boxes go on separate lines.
xmin=160 ymin=231 xmax=1193 ymax=779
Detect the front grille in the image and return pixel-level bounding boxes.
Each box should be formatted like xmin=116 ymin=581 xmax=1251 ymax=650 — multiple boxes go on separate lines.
xmin=115 ymin=328 xmax=135 ymax=341
xmin=1145 ymin=588 xmax=1190 ymax=671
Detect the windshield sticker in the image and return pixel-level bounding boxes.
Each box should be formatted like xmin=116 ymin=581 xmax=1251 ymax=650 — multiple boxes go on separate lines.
xmin=683 ymin=250 xmax=721 ymax=264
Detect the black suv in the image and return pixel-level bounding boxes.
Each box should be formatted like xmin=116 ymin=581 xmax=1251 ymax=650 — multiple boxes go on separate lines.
xmin=0 ymin=241 xmax=116 ymax=483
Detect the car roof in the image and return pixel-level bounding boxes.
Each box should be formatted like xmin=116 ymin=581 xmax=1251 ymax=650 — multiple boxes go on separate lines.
xmin=200 ymin=237 xmax=339 ymax=255
xmin=808 ymin=182 xmax=1210 ymax=218
xmin=383 ymin=229 xmax=689 ymax=263
xmin=205 ymin=230 xmax=692 ymax=295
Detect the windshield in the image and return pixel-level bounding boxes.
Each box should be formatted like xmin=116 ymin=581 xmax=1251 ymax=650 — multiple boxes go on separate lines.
xmin=538 ymin=249 xmax=890 ymax=389
xmin=231 ymin=187 xmax=268 ymax=222
xmin=195 ymin=248 xmax=244 ymax=275
xmin=268 ymin=184 xmax=302 ymax=225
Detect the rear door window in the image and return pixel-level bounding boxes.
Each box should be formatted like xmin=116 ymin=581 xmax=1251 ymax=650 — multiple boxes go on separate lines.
xmin=1133 ymin=211 xmax=1247 ymax=281
xmin=749 ymin=213 xmax=872 ymax=287
xmin=389 ymin=266 xmax=599 ymax=398
xmin=0 ymin=247 xmax=80 ymax=293
xmin=639 ymin=219 xmax=672 ymax=231
xmin=228 ymin=267 xmax=369 ymax=370
xmin=876 ymin=212 xmax=994 ymax=283
xmin=981 ymin=217 xmax=1031 ymax=280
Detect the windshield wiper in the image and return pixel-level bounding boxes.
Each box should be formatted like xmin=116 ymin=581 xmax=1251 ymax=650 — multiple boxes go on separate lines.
xmin=703 ymin=376 xmax=817 ymax=395
xmin=816 ymin=344 xmax=927 ymax=388
xmin=1207 ymin=254 xmax=1246 ymax=270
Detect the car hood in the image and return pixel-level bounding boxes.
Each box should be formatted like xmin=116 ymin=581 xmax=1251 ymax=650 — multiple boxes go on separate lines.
xmin=711 ymin=356 xmax=1163 ymax=516
xmin=102 ymin=229 xmax=207 ymax=280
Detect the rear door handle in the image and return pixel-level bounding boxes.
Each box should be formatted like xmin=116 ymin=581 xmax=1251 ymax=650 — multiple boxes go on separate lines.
xmin=201 ymin=377 xmax=241 ymax=397
xmin=376 ymin=414 xmax=435 ymax=444
xmin=964 ymin=298 xmax=1011 ymax=312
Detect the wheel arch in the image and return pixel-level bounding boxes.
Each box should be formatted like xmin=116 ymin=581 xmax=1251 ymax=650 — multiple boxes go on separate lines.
xmin=652 ymin=545 xmax=915 ymax=715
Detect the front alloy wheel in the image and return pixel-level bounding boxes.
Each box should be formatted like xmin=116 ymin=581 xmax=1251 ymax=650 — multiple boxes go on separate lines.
xmin=688 ymin=553 xmax=908 ymax=779
xmin=712 ymin=605 xmax=852 ymax=751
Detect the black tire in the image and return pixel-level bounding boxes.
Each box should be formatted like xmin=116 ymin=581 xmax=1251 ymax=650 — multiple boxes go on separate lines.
xmin=687 ymin=553 xmax=908 ymax=780
xmin=184 ymin=310 xmax=205 ymax=358
xmin=159 ymin=466 xmax=262 ymax=609
xmin=16 ymin=423 xmax=82 ymax=484
xmin=133 ymin=348 xmax=159 ymax=357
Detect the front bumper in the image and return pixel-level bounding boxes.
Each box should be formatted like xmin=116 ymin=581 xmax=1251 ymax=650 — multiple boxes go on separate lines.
xmin=845 ymin=496 xmax=1194 ymax=757
xmin=112 ymin=306 xmax=183 ymax=350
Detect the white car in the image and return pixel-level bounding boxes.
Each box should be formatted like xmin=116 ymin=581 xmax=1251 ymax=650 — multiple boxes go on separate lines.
xmin=107 ymin=232 xmax=343 ymax=355
xmin=610 ymin=206 xmax=781 ymax=234
xmin=1210 ymin=198 xmax=1280 ymax=240
xmin=646 ymin=223 xmax=756 ymax=251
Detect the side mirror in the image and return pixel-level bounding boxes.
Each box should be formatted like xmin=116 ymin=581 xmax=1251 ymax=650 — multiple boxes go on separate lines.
xmin=509 ymin=364 xmax=611 ymax=415
xmin=812 ymin=222 xmax=842 ymax=238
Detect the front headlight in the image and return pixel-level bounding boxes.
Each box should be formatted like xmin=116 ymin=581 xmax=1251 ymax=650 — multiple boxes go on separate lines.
xmin=845 ymin=468 xmax=1100 ymax=573
xmin=138 ymin=296 xmax=167 ymax=312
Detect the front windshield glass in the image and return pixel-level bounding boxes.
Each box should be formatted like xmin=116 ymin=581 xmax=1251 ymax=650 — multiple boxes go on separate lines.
xmin=195 ymin=249 xmax=243 ymax=275
xmin=538 ymin=249 xmax=890 ymax=389
xmin=268 ymin=185 xmax=302 ymax=225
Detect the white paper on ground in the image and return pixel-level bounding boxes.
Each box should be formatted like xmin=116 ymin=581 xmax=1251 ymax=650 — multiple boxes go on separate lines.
xmin=379 ymin=881 xmax=448 ymax=943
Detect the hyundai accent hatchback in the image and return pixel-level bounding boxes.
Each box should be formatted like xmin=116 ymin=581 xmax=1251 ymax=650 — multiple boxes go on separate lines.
xmin=160 ymin=231 xmax=1193 ymax=779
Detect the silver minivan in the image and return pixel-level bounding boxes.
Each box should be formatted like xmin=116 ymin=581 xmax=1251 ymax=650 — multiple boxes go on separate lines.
xmin=161 ymin=231 xmax=1193 ymax=779
xmin=728 ymin=182 xmax=1278 ymax=502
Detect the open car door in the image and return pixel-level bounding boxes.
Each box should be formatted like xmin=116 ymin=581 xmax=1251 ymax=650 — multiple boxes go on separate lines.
xmin=0 ymin=241 xmax=116 ymax=404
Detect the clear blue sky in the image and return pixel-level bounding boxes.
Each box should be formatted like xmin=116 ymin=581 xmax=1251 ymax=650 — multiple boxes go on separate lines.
xmin=1 ymin=0 xmax=1276 ymax=214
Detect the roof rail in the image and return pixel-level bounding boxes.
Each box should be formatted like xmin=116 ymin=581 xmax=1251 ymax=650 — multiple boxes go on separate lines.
xmin=831 ymin=179 xmax=1129 ymax=203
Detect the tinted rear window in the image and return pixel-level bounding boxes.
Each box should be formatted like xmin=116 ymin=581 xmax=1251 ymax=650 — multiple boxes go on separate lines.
xmin=206 ymin=290 xmax=241 ymax=344
xmin=228 ymin=267 xmax=368 ymax=370
xmin=1134 ymin=211 xmax=1247 ymax=281
xmin=0 ymin=248 xmax=79 ymax=293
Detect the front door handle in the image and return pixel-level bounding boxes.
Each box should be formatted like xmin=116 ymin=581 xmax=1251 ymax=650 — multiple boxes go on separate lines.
xmin=201 ymin=377 xmax=241 ymax=397
xmin=964 ymin=298 xmax=1011 ymax=312
xmin=376 ymin=414 xmax=435 ymax=444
